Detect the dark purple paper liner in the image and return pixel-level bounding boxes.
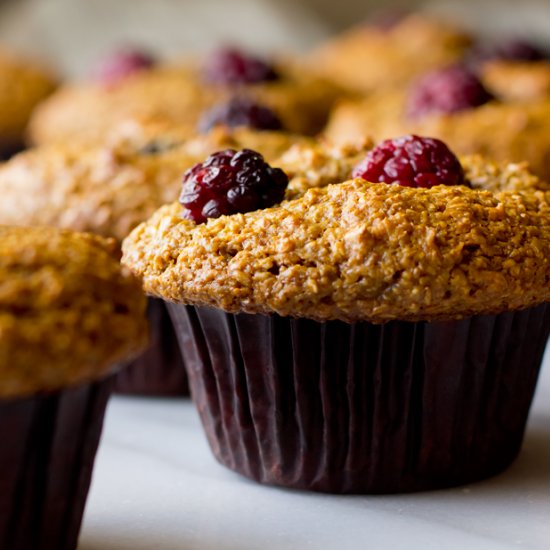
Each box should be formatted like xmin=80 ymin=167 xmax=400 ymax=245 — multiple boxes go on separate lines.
xmin=0 ymin=377 xmax=112 ymax=550
xmin=167 ymin=302 xmax=550 ymax=494
xmin=114 ymin=297 xmax=189 ymax=396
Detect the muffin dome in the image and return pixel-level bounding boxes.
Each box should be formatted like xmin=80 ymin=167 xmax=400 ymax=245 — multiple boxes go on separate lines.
xmin=0 ymin=49 xmax=57 ymax=154
xmin=0 ymin=124 xmax=312 ymax=241
xmin=138 ymin=137 xmax=550 ymax=496
xmin=0 ymin=226 xmax=147 ymax=397
xmin=481 ymin=60 xmax=550 ymax=101
xmin=122 ymin=147 xmax=550 ymax=323
xmin=27 ymin=57 xmax=341 ymax=146
xmin=308 ymin=13 xmax=471 ymax=94
xmin=324 ymin=89 xmax=550 ymax=183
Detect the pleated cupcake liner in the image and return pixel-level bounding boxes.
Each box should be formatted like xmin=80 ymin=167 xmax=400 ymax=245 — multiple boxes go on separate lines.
xmin=168 ymin=302 xmax=550 ymax=494
xmin=0 ymin=377 xmax=113 ymax=549
xmin=114 ymin=297 xmax=189 ymax=396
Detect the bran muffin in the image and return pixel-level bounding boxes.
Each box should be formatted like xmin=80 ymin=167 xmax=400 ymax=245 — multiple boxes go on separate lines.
xmin=122 ymin=136 xmax=550 ymax=493
xmin=27 ymin=52 xmax=341 ymax=146
xmin=308 ymin=13 xmax=471 ymax=94
xmin=0 ymin=48 xmax=57 ymax=156
xmin=0 ymin=123 xmax=314 ymax=395
xmin=0 ymin=226 xmax=147 ymax=549
xmin=324 ymin=79 xmax=550 ymax=183
xmin=466 ymin=38 xmax=550 ymax=101
xmin=480 ymin=60 xmax=550 ymax=101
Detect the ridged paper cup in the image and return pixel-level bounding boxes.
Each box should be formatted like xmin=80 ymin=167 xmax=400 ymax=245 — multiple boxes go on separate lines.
xmin=168 ymin=302 xmax=549 ymax=494
xmin=114 ymin=298 xmax=188 ymax=396
xmin=0 ymin=377 xmax=112 ymax=549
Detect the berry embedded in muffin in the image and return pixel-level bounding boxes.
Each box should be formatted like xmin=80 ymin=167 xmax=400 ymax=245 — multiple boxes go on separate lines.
xmin=202 ymin=47 xmax=279 ymax=84
xmin=180 ymin=148 xmax=289 ymax=223
xmin=367 ymin=8 xmax=412 ymax=31
xmin=198 ymin=97 xmax=283 ymax=133
xmin=469 ymin=38 xmax=548 ymax=65
xmin=406 ymin=65 xmax=494 ymax=119
xmin=93 ymin=48 xmax=156 ymax=84
xmin=122 ymin=136 xmax=550 ymax=494
xmin=352 ymin=134 xmax=467 ymax=188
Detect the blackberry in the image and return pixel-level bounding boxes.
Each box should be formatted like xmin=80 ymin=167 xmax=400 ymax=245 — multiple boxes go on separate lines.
xmin=198 ymin=97 xmax=283 ymax=133
xmin=469 ymin=39 xmax=547 ymax=65
xmin=202 ymin=47 xmax=279 ymax=85
xmin=407 ymin=65 xmax=494 ymax=119
xmin=93 ymin=49 xmax=155 ymax=84
xmin=180 ymin=149 xmax=288 ymax=223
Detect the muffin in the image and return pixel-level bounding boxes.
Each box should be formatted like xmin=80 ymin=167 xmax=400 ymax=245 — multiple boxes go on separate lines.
xmin=0 ymin=122 xmax=313 ymax=395
xmin=27 ymin=47 xmax=341 ymax=146
xmin=308 ymin=13 xmax=471 ymax=94
xmin=0 ymin=48 xmax=57 ymax=156
xmin=122 ymin=135 xmax=550 ymax=493
xmin=469 ymin=38 xmax=550 ymax=101
xmin=0 ymin=226 xmax=147 ymax=549
xmin=324 ymin=65 xmax=550 ymax=183
xmin=481 ymin=60 xmax=550 ymax=101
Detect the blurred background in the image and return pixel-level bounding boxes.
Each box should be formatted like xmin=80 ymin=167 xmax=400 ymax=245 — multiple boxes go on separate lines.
xmin=2 ymin=0 xmax=550 ymax=76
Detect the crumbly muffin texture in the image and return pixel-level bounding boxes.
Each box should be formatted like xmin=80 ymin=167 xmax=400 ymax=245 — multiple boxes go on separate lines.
xmin=0 ymin=49 xmax=57 ymax=153
xmin=0 ymin=226 xmax=148 ymax=398
xmin=122 ymin=155 xmax=550 ymax=323
xmin=279 ymin=137 xmax=374 ymax=199
xmin=27 ymin=62 xmax=340 ymax=146
xmin=0 ymin=125 xmax=312 ymax=241
xmin=324 ymin=92 xmax=550 ymax=185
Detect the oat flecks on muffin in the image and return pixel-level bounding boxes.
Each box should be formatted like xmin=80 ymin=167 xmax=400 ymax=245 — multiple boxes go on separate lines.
xmin=0 ymin=126 xmax=310 ymax=241
xmin=0 ymin=140 xmax=198 ymax=241
xmin=280 ymin=137 xmax=374 ymax=199
xmin=0 ymin=226 xmax=148 ymax=398
xmin=122 ymin=160 xmax=550 ymax=323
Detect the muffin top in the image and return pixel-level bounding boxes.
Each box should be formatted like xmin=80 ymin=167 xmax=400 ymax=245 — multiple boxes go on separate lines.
xmin=481 ymin=60 xmax=550 ymax=101
xmin=0 ymin=124 xmax=312 ymax=241
xmin=0 ymin=226 xmax=148 ymax=398
xmin=308 ymin=13 xmax=471 ymax=94
xmin=122 ymin=142 xmax=550 ymax=324
xmin=27 ymin=54 xmax=341 ymax=146
xmin=324 ymin=86 xmax=550 ymax=184
xmin=0 ymin=48 xmax=57 ymax=153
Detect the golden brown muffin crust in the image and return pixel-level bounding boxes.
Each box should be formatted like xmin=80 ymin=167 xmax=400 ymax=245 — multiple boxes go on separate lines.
xmin=0 ymin=126 xmax=312 ymax=241
xmin=278 ymin=137 xmax=374 ymax=199
xmin=308 ymin=14 xmax=471 ymax=94
xmin=324 ymin=92 xmax=550 ymax=185
xmin=0 ymin=49 xmax=57 ymax=152
xmin=121 ymin=157 xmax=550 ymax=324
xmin=0 ymin=226 xmax=148 ymax=398
xmin=27 ymin=62 xmax=340 ymax=146
xmin=482 ymin=60 xmax=550 ymax=102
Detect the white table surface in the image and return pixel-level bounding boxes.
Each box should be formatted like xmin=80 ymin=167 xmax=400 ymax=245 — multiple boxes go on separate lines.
xmin=79 ymin=346 xmax=550 ymax=550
